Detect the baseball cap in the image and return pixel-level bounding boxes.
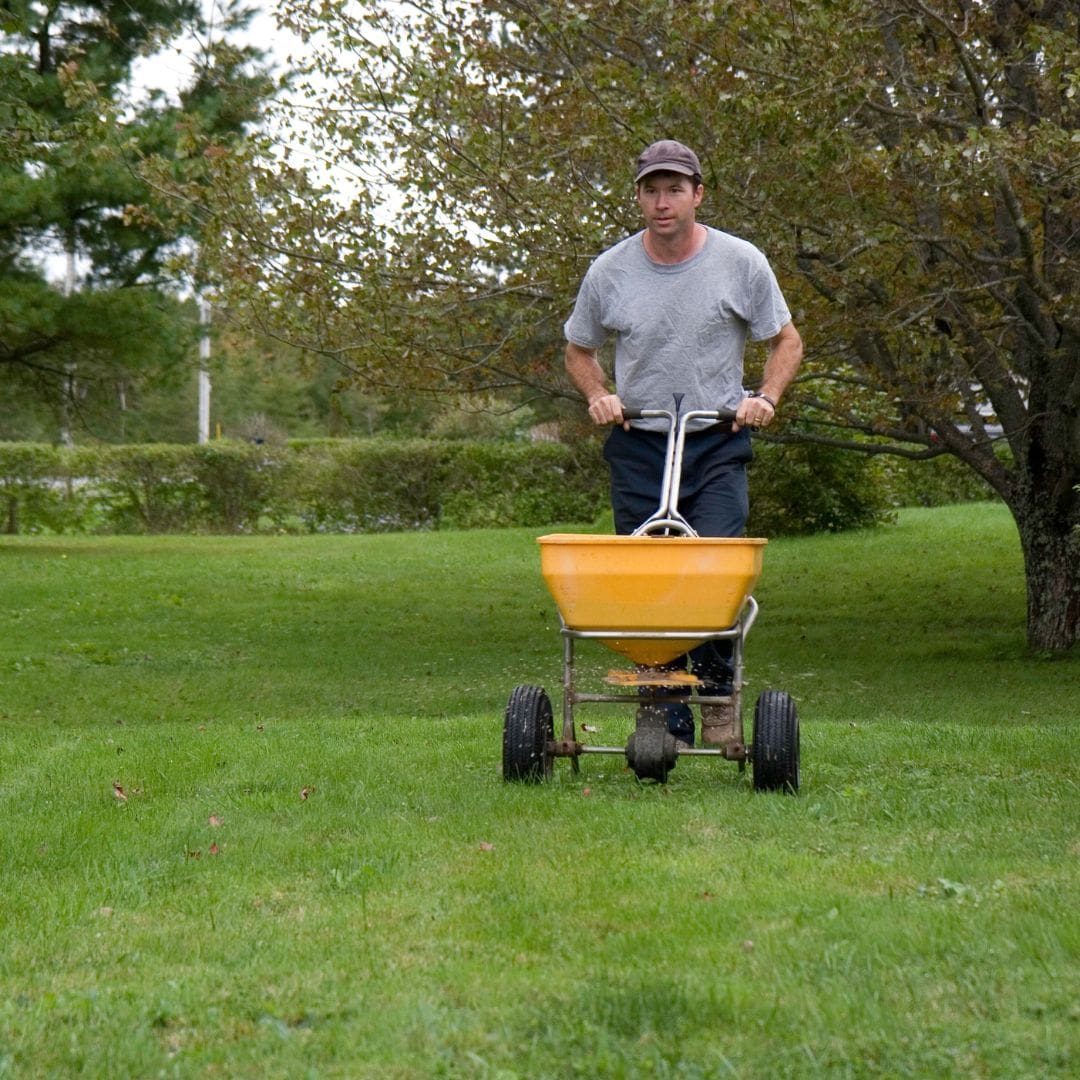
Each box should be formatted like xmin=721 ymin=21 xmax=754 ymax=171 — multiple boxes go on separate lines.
xmin=634 ymin=140 xmax=702 ymax=183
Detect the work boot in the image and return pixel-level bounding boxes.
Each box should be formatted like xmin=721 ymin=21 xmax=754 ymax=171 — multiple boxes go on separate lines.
xmin=700 ymin=700 xmax=744 ymax=760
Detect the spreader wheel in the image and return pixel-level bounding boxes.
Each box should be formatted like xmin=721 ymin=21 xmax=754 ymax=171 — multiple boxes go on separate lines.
xmin=503 ymin=685 xmax=554 ymax=783
xmin=751 ymin=690 xmax=799 ymax=794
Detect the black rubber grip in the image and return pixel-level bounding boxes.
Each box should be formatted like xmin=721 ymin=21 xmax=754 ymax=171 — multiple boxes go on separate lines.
xmin=618 ymin=406 xmax=738 ymax=423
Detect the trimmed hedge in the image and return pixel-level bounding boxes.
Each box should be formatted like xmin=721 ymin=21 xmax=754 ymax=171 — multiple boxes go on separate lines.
xmin=0 ymin=436 xmax=988 ymax=538
xmin=1 ymin=444 xmax=78 ymax=534
xmin=0 ymin=439 xmax=610 ymax=536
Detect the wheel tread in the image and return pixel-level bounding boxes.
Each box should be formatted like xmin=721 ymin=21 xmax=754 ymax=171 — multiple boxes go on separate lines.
xmin=751 ymin=689 xmax=800 ymax=794
xmin=503 ymin=684 xmax=554 ymax=782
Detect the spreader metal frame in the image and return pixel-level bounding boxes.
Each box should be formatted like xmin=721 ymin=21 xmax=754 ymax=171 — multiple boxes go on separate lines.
xmin=550 ymin=598 xmax=759 ymax=768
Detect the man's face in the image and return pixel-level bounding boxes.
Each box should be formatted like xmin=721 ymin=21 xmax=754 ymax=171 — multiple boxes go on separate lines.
xmin=635 ymin=172 xmax=704 ymax=238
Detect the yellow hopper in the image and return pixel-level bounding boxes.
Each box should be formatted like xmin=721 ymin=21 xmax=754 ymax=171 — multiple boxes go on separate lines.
xmin=538 ymin=534 xmax=766 ymax=666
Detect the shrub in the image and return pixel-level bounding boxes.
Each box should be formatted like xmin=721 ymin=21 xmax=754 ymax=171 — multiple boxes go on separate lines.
xmin=0 ymin=444 xmax=70 ymax=534
xmin=86 ymin=444 xmax=203 ymax=534
xmin=193 ymin=442 xmax=286 ymax=532
xmin=439 ymin=441 xmax=606 ymax=529
xmin=879 ymin=450 xmax=997 ymax=508
xmin=0 ymin=434 xmax=996 ymax=538
xmin=285 ymin=439 xmax=448 ymax=532
xmin=747 ymin=440 xmax=894 ymax=536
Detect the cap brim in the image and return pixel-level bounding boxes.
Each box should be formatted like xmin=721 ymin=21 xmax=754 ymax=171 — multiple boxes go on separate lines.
xmin=634 ymin=162 xmax=697 ymax=182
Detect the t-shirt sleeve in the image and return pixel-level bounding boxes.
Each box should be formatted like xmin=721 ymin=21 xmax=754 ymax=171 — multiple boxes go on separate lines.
xmin=747 ymin=254 xmax=792 ymax=342
xmin=563 ymin=270 xmax=607 ymax=349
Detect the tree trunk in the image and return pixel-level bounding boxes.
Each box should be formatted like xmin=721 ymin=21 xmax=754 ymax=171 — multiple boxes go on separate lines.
xmin=1011 ymin=499 xmax=1080 ymax=653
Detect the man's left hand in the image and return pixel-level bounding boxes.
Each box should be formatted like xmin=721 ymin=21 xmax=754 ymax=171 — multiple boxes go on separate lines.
xmin=734 ymin=395 xmax=775 ymax=432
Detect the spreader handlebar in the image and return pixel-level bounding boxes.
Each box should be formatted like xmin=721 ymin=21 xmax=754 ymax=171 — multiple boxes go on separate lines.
xmin=613 ymin=399 xmax=745 ymax=537
xmin=621 ymin=406 xmax=737 ymax=423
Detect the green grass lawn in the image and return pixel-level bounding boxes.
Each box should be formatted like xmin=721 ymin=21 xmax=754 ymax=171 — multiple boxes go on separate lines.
xmin=1 ymin=503 xmax=1077 ymax=1077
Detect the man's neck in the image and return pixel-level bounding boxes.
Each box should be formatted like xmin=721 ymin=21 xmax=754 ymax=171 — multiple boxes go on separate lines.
xmin=643 ymin=222 xmax=706 ymax=265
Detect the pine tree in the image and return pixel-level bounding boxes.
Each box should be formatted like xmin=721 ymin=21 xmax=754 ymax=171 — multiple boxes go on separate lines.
xmin=0 ymin=0 xmax=275 ymax=441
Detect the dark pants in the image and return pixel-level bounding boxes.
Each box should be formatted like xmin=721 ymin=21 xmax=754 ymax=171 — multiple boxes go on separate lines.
xmin=604 ymin=424 xmax=753 ymax=695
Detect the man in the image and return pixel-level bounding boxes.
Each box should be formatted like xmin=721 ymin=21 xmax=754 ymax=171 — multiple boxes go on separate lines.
xmin=563 ymin=139 xmax=802 ymax=751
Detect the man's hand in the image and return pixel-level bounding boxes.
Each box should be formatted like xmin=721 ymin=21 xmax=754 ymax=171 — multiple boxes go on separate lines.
xmin=565 ymin=343 xmax=630 ymax=428
xmin=733 ymin=395 xmax=775 ymax=432
xmin=588 ymin=393 xmax=627 ymax=428
xmin=733 ymin=322 xmax=801 ymax=432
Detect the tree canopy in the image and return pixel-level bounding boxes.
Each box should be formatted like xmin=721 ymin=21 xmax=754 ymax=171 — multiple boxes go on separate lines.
xmin=187 ymin=0 xmax=1079 ymax=651
xmin=0 ymin=0 xmax=274 ymax=438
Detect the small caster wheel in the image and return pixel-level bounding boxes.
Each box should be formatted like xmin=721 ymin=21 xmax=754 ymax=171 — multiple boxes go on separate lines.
xmin=625 ymin=706 xmax=679 ymax=782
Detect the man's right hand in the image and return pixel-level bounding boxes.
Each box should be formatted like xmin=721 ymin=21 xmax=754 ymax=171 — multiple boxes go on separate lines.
xmin=587 ymin=393 xmax=628 ymax=428
xmin=564 ymin=343 xmax=629 ymax=428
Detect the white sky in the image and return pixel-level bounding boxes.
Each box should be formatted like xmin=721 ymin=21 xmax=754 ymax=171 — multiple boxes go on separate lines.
xmin=45 ymin=2 xmax=402 ymax=284
xmin=129 ymin=3 xmax=300 ymax=108
xmin=39 ymin=3 xmax=310 ymax=285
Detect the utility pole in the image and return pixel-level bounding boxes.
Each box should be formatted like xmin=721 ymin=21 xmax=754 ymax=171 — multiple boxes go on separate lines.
xmin=60 ymin=239 xmax=76 ymax=447
xmin=198 ymin=297 xmax=211 ymax=443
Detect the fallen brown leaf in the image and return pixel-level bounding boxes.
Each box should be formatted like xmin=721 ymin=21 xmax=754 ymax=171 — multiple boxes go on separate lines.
xmin=478 ymin=841 xmax=494 ymax=852
xmin=112 ymin=782 xmax=127 ymax=802
xmin=208 ymin=815 xmax=223 ymax=827
xmin=300 ymin=786 xmax=315 ymax=801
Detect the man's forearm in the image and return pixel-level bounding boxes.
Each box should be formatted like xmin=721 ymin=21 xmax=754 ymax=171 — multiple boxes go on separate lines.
xmin=759 ymin=323 xmax=803 ymax=404
xmin=565 ymin=342 xmax=628 ymax=426
xmin=565 ymin=342 xmax=609 ymax=404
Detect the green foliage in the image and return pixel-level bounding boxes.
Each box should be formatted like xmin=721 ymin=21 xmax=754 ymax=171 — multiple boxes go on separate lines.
xmin=0 ymin=443 xmax=66 ymax=534
xmin=87 ymin=444 xmax=204 ymax=533
xmin=882 ymin=451 xmax=998 ymax=509
xmin=0 ymin=0 xmax=275 ymax=426
xmin=748 ymin=441 xmax=893 ymax=536
xmin=439 ymin=441 xmax=605 ymax=529
xmin=0 ymin=434 xmax=922 ymax=538
xmin=291 ymin=439 xmax=449 ymax=533
xmin=0 ymin=438 xmax=613 ymax=535
xmin=191 ymin=441 xmax=282 ymax=533
xmin=428 ymin=396 xmax=538 ymax=441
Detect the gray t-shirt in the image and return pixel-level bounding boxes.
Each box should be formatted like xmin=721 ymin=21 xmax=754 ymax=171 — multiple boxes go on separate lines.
xmin=564 ymin=226 xmax=791 ymax=431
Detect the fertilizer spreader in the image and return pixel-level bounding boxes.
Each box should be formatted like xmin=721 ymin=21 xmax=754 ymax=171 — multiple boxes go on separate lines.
xmin=502 ymin=397 xmax=800 ymax=792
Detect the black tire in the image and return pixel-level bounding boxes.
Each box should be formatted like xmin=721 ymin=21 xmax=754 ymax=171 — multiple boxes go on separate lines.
xmin=752 ymin=690 xmax=799 ymax=794
xmin=502 ymin=685 xmax=554 ymax=783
